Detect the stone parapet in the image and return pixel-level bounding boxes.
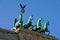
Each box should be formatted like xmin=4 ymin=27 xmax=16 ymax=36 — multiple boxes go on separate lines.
xmin=18 ymin=29 xmax=58 ymax=40
xmin=0 ymin=28 xmax=20 ymax=40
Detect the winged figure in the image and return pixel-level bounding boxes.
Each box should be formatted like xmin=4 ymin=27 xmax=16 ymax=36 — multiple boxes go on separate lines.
xmin=20 ymin=4 xmax=26 ymax=13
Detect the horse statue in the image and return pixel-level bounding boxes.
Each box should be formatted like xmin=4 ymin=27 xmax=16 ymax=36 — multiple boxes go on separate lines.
xmin=37 ymin=18 xmax=44 ymax=29
xmin=12 ymin=18 xmax=21 ymax=31
xmin=23 ymin=15 xmax=33 ymax=29
xmin=39 ymin=21 xmax=50 ymax=34
xmin=32 ymin=18 xmax=44 ymax=32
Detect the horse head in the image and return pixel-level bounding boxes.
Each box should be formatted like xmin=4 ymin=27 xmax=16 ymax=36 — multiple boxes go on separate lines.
xmin=28 ymin=15 xmax=33 ymax=21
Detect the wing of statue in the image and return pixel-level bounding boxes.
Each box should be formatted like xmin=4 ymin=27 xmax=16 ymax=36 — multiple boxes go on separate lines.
xmin=20 ymin=4 xmax=26 ymax=8
xmin=20 ymin=4 xmax=23 ymax=8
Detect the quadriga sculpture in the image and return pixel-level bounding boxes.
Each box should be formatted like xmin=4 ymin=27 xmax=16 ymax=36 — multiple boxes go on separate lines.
xmin=12 ymin=3 xmax=50 ymax=35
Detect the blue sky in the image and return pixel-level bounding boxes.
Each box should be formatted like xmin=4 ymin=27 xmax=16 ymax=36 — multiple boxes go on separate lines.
xmin=0 ymin=0 xmax=60 ymax=39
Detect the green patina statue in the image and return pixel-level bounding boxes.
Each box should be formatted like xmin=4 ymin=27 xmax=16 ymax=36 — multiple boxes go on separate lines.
xmin=39 ymin=21 xmax=50 ymax=34
xmin=12 ymin=4 xmax=26 ymax=30
xmin=14 ymin=18 xmax=18 ymax=27
xmin=12 ymin=18 xmax=21 ymax=31
xmin=36 ymin=18 xmax=44 ymax=32
xmin=23 ymin=15 xmax=33 ymax=29
xmin=19 ymin=4 xmax=26 ymax=29
xmin=12 ymin=3 xmax=50 ymax=35
xmin=32 ymin=18 xmax=50 ymax=34
xmin=32 ymin=18 xmax=44 ymax=31
xmin=20 ymin=4 xmax=26 ymax=13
